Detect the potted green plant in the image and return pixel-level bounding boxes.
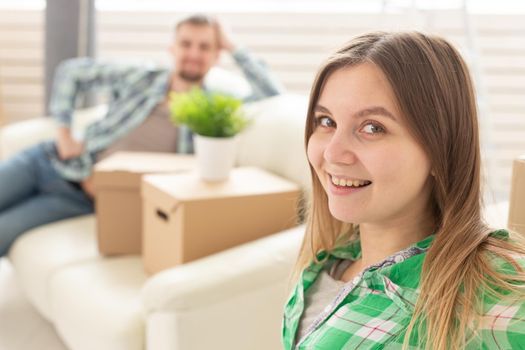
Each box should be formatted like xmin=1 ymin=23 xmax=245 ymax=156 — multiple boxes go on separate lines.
xmin=169 ymin=88 xmax=249 ymax=181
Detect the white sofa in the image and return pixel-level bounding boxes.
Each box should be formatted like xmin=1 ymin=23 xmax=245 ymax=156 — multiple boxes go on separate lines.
xmin=0 ymin=93 xmax=311 ymax=350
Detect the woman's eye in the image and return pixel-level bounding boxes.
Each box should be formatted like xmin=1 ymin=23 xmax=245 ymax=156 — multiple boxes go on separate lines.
xmin=360 ymin=122 xmax=385 ymax=135
xmin=315 ymin=116 xmax=336 ymax=128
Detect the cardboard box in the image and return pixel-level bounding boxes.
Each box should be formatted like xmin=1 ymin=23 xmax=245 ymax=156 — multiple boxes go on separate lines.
xmin=93 ymin=152 xmax=195 ymax=255
xmin=141 ymin=167 xmax=301 ymax=275
xmin=509 ymin=156 xmax=525 ymax=235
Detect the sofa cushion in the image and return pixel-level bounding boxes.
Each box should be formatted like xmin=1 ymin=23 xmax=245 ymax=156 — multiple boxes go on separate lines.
xmin=8 ymin=215 xmax=99 ymax=320
xmin=49 ymin=256 xmax=146 ymax=350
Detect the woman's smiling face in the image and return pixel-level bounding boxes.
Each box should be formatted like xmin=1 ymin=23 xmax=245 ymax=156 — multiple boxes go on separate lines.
xmin=307 ymin=63 xmax=433 ymax=226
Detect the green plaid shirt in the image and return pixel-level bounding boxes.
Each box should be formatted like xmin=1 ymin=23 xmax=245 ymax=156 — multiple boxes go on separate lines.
xmin=282 ymin=229 xmax=525 ymax=349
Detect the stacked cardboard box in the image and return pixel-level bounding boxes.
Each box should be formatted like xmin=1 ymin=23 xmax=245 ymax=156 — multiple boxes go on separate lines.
xmin=141 ymin=167 xmax=301 ymax=274
xmin=93 ymin=152 xmax=195 ymax=255
xmin=509 ymin=156 xmax=525 ymax=235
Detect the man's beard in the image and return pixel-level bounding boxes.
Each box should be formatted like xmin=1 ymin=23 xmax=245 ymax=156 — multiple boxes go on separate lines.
xmin=178 ymin=70 xmax=205 ymax=83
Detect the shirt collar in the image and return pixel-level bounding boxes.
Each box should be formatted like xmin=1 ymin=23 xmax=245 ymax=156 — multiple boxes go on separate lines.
xmin=314 ymin=233 xmax=435 ymax=267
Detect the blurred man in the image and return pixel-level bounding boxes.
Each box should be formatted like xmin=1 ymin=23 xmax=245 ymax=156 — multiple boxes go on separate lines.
xmin=0 ymin=14 xmax=283 ymax=256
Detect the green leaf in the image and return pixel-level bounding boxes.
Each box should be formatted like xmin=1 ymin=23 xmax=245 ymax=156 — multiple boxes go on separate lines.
xmin=169 ymin=88 xmax=250 ymax=138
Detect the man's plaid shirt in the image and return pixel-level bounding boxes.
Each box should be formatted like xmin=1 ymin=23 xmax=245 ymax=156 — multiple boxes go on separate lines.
xmin=44 ymin=48 xmax=282 ymax=181
xmin=282 ymin=229 xmax=525 ymax=349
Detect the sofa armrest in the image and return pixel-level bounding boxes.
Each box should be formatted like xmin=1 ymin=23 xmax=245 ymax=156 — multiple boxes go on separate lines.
xmin=141 ymin=226 xmax=303 ymax=350
xmin=141 ymin=225 xmax=303 ymax=313
xmin=0 ymin=118 xmax=56 ymax=160
xmin=0 ymin=105 xmax=107 ymax=160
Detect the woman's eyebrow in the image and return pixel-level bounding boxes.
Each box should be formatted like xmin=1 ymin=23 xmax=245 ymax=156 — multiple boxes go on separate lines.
xmin=315 ymin=104 xmax=398 ymax=122
xmin=314 ymin=105 xmax=331 ymax=114
xmin=354 ymin=106 xmax=397 ymax=122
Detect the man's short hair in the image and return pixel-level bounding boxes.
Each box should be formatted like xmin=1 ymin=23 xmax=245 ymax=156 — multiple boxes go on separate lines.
xmin=175 ymin=14 xmax=217 ymax=31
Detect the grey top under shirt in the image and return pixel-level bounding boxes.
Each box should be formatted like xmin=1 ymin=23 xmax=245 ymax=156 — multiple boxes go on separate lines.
xmin=295 ymin=259 xmax=354 ymax=343
xmin=95 ymin=102 xmax=177 ymax=162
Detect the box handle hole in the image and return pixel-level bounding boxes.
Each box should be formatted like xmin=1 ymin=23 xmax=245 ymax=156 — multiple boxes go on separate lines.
xmin=156 ymin=209 xmax=169 ymax=222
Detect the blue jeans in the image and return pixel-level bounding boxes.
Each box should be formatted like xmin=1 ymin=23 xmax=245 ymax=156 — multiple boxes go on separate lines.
xmin=0 ymin=143 xmax=94 ymax=257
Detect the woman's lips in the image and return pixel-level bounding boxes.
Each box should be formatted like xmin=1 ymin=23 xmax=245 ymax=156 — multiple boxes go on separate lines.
xmin=326 ymin=173 xmax=372 ymax=195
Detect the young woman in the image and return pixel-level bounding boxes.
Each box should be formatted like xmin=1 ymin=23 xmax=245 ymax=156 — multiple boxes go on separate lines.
xmin=282 ymin=32 xmax=525 ymax=349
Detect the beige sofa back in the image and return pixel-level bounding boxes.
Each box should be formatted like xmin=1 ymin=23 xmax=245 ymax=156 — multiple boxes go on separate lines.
xmin=236 ymin=94 xmax=311 ymax=189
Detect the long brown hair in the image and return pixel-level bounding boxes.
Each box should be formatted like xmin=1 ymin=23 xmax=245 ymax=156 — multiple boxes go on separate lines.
xmin=295 ymin=31 xmax=525 ymax=349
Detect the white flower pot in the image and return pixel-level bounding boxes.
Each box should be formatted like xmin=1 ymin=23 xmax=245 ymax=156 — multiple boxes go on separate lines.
xmin=194 ymin=134 xmax=238 ymax=182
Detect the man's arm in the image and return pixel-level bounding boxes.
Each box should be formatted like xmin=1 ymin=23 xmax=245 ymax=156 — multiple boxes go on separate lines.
xmin=215 ymin=22 xmax=285 ymax=102
xmin=48 ymin=58 xmax=145 ymax=159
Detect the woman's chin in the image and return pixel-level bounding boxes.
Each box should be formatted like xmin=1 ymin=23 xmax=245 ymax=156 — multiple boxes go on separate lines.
xmin=328 ymin=207 xmax=362 ymax=224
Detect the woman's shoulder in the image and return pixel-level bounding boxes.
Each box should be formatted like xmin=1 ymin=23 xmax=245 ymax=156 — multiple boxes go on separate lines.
xmin=487 ymin=228 xmax=525 ymax=274
xmin=475 ymin=292 xmax=525 ymax=348
xmin=473 ymin=229 xmax=525 ymax=346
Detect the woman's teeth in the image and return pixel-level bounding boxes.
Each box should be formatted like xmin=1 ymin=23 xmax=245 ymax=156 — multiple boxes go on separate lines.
xmin=331 ymin=176 xmax=371 ymax=188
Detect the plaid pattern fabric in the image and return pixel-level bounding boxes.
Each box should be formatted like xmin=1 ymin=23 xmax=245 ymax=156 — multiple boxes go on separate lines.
xmin=282 ymin=229 xmax=525 ymax=349
xmin=45 ymin=48 xmax=282 ymax=181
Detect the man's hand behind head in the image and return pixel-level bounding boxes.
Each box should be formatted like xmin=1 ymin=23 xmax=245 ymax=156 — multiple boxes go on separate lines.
xmin=214 ymin=20 xmax=236 ymax=53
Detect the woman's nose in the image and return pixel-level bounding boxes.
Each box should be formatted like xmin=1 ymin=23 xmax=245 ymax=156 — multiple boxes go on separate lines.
xmin=323 ymin=131 xmax=358 ymax=165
